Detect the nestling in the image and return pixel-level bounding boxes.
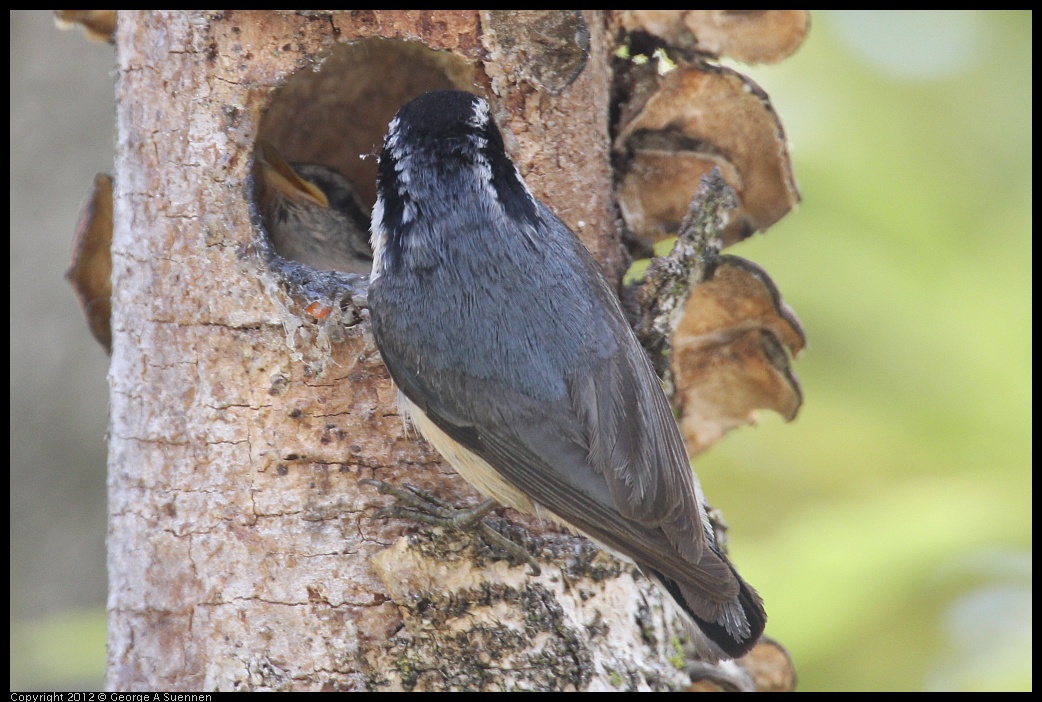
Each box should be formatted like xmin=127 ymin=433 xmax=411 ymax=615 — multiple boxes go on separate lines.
xmin=255 ymin=140 xmax=373 ymax=274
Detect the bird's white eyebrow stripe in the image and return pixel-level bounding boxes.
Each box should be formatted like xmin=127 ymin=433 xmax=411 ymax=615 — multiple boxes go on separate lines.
xmin=469 ymin=96 xmax=490 ymax=128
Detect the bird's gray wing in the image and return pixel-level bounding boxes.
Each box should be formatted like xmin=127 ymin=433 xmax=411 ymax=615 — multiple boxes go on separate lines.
xmin=370 ymin=208 xmax=741 ymax=611
xmin=382 ymin=326 xmax=742 ymax=612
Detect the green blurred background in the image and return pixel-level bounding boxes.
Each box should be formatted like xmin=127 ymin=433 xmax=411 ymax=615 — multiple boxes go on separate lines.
xmin=9 ymin=10 xmax=1031 ymax=692
xmin=704 ymin=9 xmax=1032 ymax=692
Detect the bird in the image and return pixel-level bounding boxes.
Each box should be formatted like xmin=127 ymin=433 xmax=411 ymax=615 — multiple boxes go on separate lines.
xmin=254 ymin=140 xmax=373 ymax=274
xmin=366 ymin=90 xmax=765 ymax=662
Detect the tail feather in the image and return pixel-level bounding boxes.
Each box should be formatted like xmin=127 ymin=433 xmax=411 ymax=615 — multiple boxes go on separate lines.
xmin=644 ymin=561 xmax=766 ymax=661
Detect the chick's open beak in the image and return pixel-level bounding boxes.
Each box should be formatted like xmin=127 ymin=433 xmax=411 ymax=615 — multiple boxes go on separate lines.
xmin=257 ymin=140 xmax=330 ymax=209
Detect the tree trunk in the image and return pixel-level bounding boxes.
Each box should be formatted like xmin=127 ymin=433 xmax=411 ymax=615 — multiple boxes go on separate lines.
xmin=107 ymin=10 xmax=694 ymax=691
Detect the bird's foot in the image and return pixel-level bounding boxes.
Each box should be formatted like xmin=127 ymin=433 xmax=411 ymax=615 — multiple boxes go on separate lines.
xmin=361 ymin=479 xmax=541 ymax=575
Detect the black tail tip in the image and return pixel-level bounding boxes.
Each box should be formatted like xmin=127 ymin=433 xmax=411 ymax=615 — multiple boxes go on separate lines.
xmin=647 ymin=568 xmax=767 ymax=661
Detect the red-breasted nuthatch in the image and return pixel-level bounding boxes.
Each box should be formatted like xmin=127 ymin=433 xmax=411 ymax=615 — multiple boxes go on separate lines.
xmin=367 ymin=90 xmax=765 ymax=661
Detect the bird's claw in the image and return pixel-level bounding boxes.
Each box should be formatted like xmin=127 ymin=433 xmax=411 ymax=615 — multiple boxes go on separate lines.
xmin=361 ymin=478 xmax=541 ymax=575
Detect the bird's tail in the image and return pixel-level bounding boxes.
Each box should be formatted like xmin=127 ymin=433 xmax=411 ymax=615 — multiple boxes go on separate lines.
xmin=643 ymin=559 xmax=766 ymax=662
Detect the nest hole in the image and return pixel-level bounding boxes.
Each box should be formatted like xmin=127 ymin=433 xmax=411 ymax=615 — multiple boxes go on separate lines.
xmin=253 ymin=39 xmax=477 ymax=271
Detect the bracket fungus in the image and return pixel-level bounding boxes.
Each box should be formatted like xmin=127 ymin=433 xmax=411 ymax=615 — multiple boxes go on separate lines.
xmin=618 ymin=10 xmax=809 ymax=65
xmin=673 ymin=255 xmax=805 ymax=456
xmin=53 ymin=10 xmax=117 ymax=44
xmin=614 ymin=60 xmax=800 ymax=248
xmin=633 ymin=169 xmax=804 ymax=458
xmin=66 ymin=173 xmax=114 ymax=353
